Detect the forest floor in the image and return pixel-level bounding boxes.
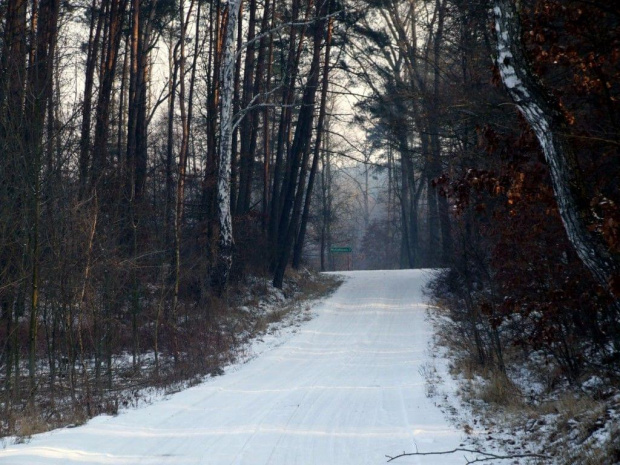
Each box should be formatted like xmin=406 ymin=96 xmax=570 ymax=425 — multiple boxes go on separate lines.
xmin=2 ymin=269 xmax=474 ymax=465
xmin=426 ymin=299 xmax=620 ymax=464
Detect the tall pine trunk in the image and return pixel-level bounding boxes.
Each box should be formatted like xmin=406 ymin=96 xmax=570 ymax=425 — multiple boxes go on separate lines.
xmin=293 ymin=14 xmax=334 ymax=269
xmin=272 ymin=0 xmax=328 ymax=288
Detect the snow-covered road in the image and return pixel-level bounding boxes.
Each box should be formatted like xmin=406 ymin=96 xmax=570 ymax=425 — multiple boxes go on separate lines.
xmin=1 ymin=270 xmax=464 ymax=464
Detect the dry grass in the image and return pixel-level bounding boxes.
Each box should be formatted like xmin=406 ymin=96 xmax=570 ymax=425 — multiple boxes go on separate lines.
xmin=556 ymin=420 xmax=620 ymax=465
xmin=14 ymin=415 xmax=49 ymax=443
xmin=476 ymin=371 xmax=521 ymax=408
xmin=447 ymin=351 xmax=620 ymax=464
xmin=290 ymin=269 xmax=343 ymax=300
xmin=449 ymin=356 xmax=479 ymax=381
xmin=537 ymin=393 xmax=599 ymax=422
xmin=448 ymin=352 xmax=524 ymax=410
xmin=13 ymin=405 xmax=89 ymax=443
xmin=428 ymin=283 xmax=620 ymax=464
xmin=250 ymin=271 xmax=342 ymax=337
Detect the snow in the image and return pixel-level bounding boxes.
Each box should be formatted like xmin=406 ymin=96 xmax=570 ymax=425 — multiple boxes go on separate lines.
xmin=1 ymin=270 xmax=467 ymax=465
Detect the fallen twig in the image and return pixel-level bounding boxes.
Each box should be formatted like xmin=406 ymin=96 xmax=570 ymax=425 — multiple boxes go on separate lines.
xmin=386 ymin=447 xmax=551 ymax=463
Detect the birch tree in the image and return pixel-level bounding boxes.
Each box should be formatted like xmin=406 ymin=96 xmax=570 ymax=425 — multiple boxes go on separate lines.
xmin=213 ymin=0 xmax=243 ymax=292
xmin=493 ymin=0 xmax=620 ymax=301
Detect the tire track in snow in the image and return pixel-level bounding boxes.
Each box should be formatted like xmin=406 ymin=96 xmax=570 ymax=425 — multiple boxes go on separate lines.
xmin=1 ymin=270 xmax=465 ymax=465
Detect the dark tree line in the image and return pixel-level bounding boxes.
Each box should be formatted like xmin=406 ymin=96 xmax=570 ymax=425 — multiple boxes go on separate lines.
xmin=0 ymin=0 xmax=344 ymax=433
xmin=347 ymin=0 xmax=619 ymax=381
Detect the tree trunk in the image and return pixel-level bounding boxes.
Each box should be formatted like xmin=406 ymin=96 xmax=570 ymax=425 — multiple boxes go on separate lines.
xmin=235 ymin=0 xmax=258 ymax=214
xmin=262 ymin=25 xmax=274 ymax=230
xmin=213 ymin=0 xmax=243 ymax=292
xmin=267 ymin=0 xmax=303 ymax=247
xmin=230 ymin=4 xmax=243 ymax=213
xmin=430 ymin=0 xmax=451 ymax=265
xmin=493 ymin=0 xmax=620 ymax=299
xmin=293 ymin=14 xmax=334 ymax=269
xmin=203 ymin=0 xmax=223 ymax=242
xmin=90 ymin=0 xmax=128 ymax=191
xmin=79 ymin=0 xmax=104 ymax=196
xmin=173 ymin=0 xmax=198 ymax=313
xmin=24 ymin=0 xmax=61 ymax=401
xmin=165 ymin=28 xmax=179 ymax=254
xmin=272 ymin=0 xmax=328 ymax=288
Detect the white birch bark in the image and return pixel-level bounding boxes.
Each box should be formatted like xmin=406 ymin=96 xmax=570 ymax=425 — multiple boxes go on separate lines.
xmin=214 ymin=0 xmax=243 ymax=290
xmin=493 ymin=0 xmax=619 ymax=298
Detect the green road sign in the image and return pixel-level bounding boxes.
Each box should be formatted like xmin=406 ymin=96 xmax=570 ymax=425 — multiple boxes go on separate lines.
xmin=330 ymin=246 xmax=352 ymax=253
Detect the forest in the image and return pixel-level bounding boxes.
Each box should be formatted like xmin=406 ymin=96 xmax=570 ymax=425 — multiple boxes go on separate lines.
xmin=0 ymin=0 xmax=619 ymax=444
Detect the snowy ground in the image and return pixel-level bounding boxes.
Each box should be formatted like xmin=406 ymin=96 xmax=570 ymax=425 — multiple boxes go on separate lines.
xmin=1 ymin=270 xmax=469 ymax=465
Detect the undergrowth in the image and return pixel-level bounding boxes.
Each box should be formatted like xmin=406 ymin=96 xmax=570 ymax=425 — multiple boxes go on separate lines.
xmin=426 ymin=271 xmax=620 ymax=465
xmin=1 ymin=270 xmax=341 ymax=442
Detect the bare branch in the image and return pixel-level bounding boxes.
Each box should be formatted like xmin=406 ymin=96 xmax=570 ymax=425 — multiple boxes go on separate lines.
xmin=234 ymin=10 xmax=343 ymax=61
xmin=232 ymin=82 xmax=286 ymax=130
xmin=386 ymin=447 xmax=551 ymax=463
